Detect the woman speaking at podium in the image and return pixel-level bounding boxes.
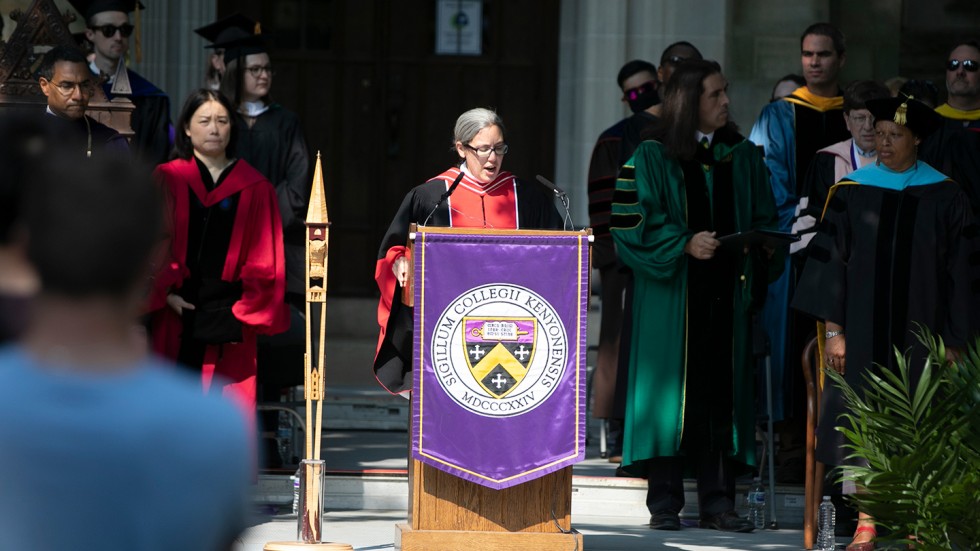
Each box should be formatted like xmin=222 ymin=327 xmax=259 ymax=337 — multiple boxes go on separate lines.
xmin=372 ymin=107 xmax=562 ymax=394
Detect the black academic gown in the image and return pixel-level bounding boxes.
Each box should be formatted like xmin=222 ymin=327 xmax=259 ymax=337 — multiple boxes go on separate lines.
xmin=792 ymin=165 xmax=976 ymax=466
xmin=42 ymin=112 xmax=129 ymax=156
xmin=234 ymin=104 xmax=310 ymax=297
xmin=101 ymin=69 xmax=171 ymax=165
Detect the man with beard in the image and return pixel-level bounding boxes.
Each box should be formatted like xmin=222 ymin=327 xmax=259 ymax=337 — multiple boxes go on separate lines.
xmin=921 ymin=41 xmax=980 ymax=164
xmin=921 ymin=41 xmax=980 ymax=222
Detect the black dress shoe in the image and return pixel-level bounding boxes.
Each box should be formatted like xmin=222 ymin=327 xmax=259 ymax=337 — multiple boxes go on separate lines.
xmin=699 ymin=511 xmax=755 ymax=533
xmin=649 ymin=510 xmax=681 ymax=530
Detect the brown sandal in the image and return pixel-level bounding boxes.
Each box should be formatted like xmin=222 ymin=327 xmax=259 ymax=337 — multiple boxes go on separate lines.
xmin=845 ymin=524 xmax=877 ymax=551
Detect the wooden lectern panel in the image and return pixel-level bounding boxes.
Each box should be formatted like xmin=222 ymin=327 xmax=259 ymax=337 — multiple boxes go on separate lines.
xmin=410 ymin=460 xmax=572 ymax=532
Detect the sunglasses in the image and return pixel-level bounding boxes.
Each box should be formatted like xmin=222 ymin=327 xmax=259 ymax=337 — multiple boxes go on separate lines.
xmin=946 ymin=59 xmax=978 ymax=72
xmin=623 ymin=81 xmax=657 ymax=101
xmin=90 ymin=23 xmax=135 ymax=38
xmin=664 ymin=55 xmax=687 ymax=65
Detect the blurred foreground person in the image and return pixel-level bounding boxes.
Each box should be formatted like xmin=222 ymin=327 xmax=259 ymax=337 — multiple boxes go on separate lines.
xmin=0 ymin=151 xmax=252 ymax=551
xmin=0 ymin=116 xmax=49 ymax=344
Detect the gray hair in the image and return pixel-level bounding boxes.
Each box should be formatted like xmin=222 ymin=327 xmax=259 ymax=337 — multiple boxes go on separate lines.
xmin=452 ymin=108 xmax=505 ymax=149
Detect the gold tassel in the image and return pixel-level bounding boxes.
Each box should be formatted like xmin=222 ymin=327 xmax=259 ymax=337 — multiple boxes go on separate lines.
xmin=894 ymin=95 xmax=912 ymax=126
xmin=254 ymin=22 xmax=262 ymax=36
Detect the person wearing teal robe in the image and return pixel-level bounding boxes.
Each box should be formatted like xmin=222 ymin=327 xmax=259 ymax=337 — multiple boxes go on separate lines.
xmin=611 ymin=60 xmax=783 ymax=533
xmin=748 ymin=24 xmax=850 ymax=428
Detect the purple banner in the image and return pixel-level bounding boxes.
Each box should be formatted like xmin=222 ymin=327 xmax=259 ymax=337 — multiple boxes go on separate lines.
xmin=412 ymin=230 xmax=589 ymax=490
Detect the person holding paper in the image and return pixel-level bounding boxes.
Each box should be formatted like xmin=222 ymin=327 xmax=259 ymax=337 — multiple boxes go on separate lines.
xmin=610 ymin=60 xmax=782 ymax=533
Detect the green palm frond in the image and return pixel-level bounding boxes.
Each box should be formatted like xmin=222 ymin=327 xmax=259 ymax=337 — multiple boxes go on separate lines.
xmin=825 ymin=329 xmax=980 ymax=550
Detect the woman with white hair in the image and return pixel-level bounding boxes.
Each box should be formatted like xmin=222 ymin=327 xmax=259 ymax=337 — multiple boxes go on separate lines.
xmin=372 ymin=107 xmax=562 ymax=394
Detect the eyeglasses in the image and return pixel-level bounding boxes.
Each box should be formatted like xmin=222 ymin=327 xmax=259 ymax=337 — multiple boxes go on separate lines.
xmin=664 ymin=55 xmax=687 ymax=65
xmin=847 ymin=113 xmax=873 ymax=127
xmin=49 ymin=80 xmax=96 ymax=96
xmin=946 ymin=59 xmax=979 ymax=72
xmin=245 ymin=65 xmax=275 ymax=77
xmin=89 ymin=23 xmax=134 ymax=38
xmin=464 ymin=143 xmax=508 ymax=158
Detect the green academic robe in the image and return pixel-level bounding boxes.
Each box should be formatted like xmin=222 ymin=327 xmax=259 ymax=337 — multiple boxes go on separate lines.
xmin=610 ymin=132 xmax=782 ymax=470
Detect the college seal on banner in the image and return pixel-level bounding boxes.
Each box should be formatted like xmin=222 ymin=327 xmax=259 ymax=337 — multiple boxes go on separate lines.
xmin=431 ymin=284 xmax=567 ymax=416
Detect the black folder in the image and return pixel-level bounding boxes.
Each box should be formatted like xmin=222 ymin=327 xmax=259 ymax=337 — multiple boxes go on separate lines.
xmin=717 ymin=229 xmax=799 ymax=252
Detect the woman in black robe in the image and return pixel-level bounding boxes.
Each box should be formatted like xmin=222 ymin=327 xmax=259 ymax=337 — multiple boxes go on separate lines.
xmin=793 ymin=97 xmax=977 ymax=550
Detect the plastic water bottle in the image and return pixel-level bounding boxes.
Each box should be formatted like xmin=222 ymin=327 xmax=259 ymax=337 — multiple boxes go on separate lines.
xmin=818 ymin=495 xmax=836 ymax=550
xmin=291 ymin=470 xmax=301 ymax=514
xmin=277 ymin=424 xmax=291 ymax=465
xmin=747 ymin=477 xmax=766 ymax=529
xmin=277 ymin=410 xmax=293 ymax=465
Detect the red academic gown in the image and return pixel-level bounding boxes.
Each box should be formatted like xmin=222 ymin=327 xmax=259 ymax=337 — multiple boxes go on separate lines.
xmin=149 ymin=158 xmax=289 ymax=414
xmin=373 ymin=167 xmax=562 ymax=393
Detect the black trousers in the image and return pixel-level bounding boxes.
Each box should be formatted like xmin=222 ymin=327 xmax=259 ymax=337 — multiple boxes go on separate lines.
xmin=645 ymin=450 xmax=736 ymax=518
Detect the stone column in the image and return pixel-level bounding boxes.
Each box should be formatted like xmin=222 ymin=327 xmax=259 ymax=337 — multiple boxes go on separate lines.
xmin=554 ymin=0 xmax=729 ymax=224
xmin=128 ymin=0 xmax=216 ymax=119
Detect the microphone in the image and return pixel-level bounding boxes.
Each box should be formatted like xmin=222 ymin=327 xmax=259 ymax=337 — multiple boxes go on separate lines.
xmin=535 ymin=175 xmax=566 ymax=197
xmin=535 ymin=175 xmax=573 ymax=230
xmin=422 ymin=172 xmax=465 ymax=226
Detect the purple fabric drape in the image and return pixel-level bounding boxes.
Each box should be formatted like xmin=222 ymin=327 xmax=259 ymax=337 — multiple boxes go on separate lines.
xmin=411 ymin=231 xmax=590 ymax=489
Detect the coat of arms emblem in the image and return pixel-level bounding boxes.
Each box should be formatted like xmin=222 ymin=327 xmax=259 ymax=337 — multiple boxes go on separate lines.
xmin=462 ymin=317 xmax=536 ymax=398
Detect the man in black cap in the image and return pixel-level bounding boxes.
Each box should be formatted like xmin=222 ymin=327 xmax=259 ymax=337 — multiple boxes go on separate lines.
xmin=793 ymin=96 xmax=978 ymax=549
xmin=37 ymin=45 xmax=128 ymax=157
xmin=72 ymin=0 xmax=172 ymax=165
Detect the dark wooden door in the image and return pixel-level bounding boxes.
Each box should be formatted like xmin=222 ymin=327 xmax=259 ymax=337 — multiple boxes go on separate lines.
xmin=219 ymin=0 xmax=560 ymax=296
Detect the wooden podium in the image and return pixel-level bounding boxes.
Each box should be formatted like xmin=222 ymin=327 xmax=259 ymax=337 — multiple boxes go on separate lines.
xmin=395 ymin=226 xmax=587 ymax=551
xmin=396 ymin=460 xmax=581 ymax=550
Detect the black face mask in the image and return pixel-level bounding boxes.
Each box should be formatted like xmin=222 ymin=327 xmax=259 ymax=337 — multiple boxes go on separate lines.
xmin=625 ymin=81 xmax=661 ymax=113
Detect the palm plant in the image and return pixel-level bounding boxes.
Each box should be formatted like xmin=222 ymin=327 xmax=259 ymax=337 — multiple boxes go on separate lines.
xmin=826 ymin=330 xmax=980 ymax=550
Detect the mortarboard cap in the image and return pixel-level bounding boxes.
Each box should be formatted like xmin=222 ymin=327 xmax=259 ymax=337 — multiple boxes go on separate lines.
xmin=194 ymin=13 xmax=259 ymax=47
xmin=69 ymin=0 xmax=145 ymax=21
xmin=865 ymin=96 xmax=943 ymax=139
xmin=208 ymin=18 xmax=269 ymax=65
